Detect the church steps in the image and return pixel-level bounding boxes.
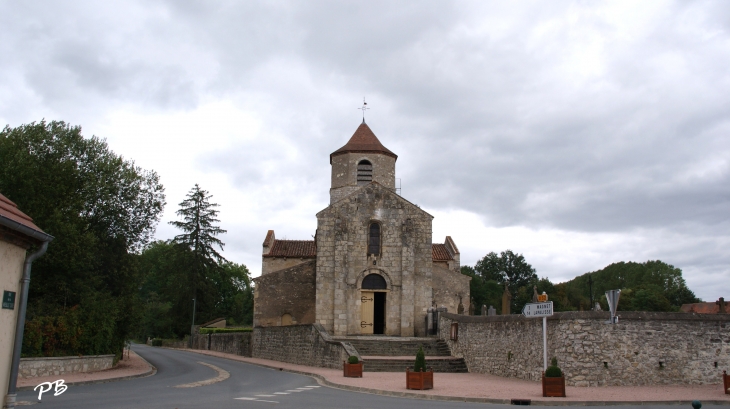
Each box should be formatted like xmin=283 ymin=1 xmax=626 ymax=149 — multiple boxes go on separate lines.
xmin=335 ymin=337 xmax=469 ymax=373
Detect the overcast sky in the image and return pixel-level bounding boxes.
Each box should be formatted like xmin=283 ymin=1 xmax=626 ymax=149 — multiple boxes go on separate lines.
xmin=2 ymin=1 xmax=728 ymax=301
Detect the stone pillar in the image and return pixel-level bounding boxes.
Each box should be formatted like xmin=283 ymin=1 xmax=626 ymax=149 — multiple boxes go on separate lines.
xmin=488 ymin=305 xmax=496 ymax=316
xmin=481 ymin=304 xmax=487 ymax=316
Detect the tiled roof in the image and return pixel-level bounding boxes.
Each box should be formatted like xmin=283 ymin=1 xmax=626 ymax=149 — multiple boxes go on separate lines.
xmin=263 ymin=239 xmax=317 ymax=258
xmin=432 ymin=244 xmax=453 ymax=262
xmin=680 ymin=302 xmax=722 ymax=314
xmin=0 ymin=193 xmax=45 ymax=234
xmin=330 ymin=122 xmax=397 ymax=163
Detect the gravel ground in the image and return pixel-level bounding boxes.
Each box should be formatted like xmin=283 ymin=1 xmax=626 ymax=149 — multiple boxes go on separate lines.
xmin=16 ymin=350 xmax=153 ymax=389
xmin=184 ymin=349 xmax=730 ymax=404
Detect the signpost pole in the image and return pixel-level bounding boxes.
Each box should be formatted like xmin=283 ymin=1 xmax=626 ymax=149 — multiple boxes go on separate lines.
xmin=542 ymin=316 xmax=547 ymax=370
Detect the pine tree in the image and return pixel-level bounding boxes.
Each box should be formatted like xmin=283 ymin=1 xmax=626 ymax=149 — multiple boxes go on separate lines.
xmin=169 ymin=184 xmax=227 ymax=317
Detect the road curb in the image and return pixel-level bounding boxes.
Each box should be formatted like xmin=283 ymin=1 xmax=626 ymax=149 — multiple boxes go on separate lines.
xmin=179 ymin=349 xmax=730 ymax=407
xmin=16 ymin=350 xmax=157 ymax=392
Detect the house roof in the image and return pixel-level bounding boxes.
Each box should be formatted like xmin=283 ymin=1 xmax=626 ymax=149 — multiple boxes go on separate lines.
xmin=0 ymin=193 xmax=46 ymax=235
xmin=432 ymin=244 xmax=453 ymax=262
xmin=330 ymin=122 xmax=397 ymax=163
xmin=680 ymin=302 xmax=723 ymax=314
xmin=263 ymin=239 xmax=317 ymax=258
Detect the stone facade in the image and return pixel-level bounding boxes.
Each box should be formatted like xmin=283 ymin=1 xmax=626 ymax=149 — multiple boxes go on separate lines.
xmin=316 ymin=182 xmax=434 ymax=337
xmin=18 ymin=355 xmax=114 ymax=378
xmin=253 ymin=260 xmax=316 ymax=327
xmin=251 ymin=324 xmax=358 ymax=369
xmin=440 ymin=311 xmax=730 ymax=386
xmin=432 ymin=265 xmax=471 ymax=314
xmin=255 ymin=121 xmax=469 ymax=338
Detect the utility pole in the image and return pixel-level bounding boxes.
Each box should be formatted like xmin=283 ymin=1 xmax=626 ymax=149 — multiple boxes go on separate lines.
xmin=189 ymin=298 xmax=196 ymax=348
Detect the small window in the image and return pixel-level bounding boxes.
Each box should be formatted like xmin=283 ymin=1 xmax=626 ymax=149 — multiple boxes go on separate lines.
xmin=281 ymin=313 xmax=292 ymax=326
xmin=357 ymin=160 xmax=373 ymax=186
xmin=368 ymin=223 xmax=380 ymax=255
xmin=362 ymin=274 xmax=387 ymax=289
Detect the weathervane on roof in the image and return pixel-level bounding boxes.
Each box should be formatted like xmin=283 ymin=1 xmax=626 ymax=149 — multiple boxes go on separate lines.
xmin=358 ymin=97 xmax=369 ymax=123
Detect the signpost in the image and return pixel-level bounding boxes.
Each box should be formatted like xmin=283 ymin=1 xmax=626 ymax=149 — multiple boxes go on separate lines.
xmin=522 ymin=301 xmax=553 ymax=370
xmin=605 ymin=289 xmax=621 ymax=324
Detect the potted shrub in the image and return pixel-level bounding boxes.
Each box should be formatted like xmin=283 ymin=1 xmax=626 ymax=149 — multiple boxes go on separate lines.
xmin=723 ymin=370 xmax=729 ymax=395
xmin=542 ymin=357 xmax=566 ymax=397
xmin=406 ymin=346 xmax=433 ymax=390
xmin=343 ymin=355 xmax=363 ymax=378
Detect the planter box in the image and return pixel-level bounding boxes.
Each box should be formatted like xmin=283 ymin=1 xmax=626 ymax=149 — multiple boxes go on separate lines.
xmin=724 ymin=371 xmax=729 ymax=395
xmin=406 ymin=368 xmax=433 ymax=390
xmin=343 ymin=362 xmax=363 ymax=378
xmin=542 ymin=375 xmax=566 ymax=397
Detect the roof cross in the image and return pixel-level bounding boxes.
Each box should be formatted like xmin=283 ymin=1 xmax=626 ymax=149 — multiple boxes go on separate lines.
xmin=358 ymin=97 xmax=370 ymax=123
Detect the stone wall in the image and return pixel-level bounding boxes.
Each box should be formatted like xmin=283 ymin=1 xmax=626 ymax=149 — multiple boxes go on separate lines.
xmin=18 ymin=355 xmax=115 ymax=378
xmin=432 ymin=265 xmax=470 ymax=314
xmin=440 ymin=311 xmax=730 ymax=386
xmin=262 ymin=257 xmax=311 ymax=275
xmin=253 ymin=260 xmax=316 ymax=327
xmin=252 ymin=324 xmax=358 ymax=369
xmin=330 ymin=151 xmax=396 ymax=204
xmin=190 ymin=333 xmax=252 ymax=357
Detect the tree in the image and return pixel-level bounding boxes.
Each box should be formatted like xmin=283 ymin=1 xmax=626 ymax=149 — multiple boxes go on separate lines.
xmin=0 ymin=120 xmax=165 ymax=357
xmin=169 ymin=185 xmax=227 ymax=325
xmin=471 ymin=250 xmax=538 ymax=312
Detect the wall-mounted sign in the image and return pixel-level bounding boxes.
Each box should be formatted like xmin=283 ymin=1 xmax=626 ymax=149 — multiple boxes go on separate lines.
xmin=2 ymin=291 xmax=16 ymax=310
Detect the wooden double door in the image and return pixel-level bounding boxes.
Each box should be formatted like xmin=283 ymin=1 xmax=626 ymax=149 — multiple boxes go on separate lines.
xmin=360 ymin=291 xmax=386 ymax=334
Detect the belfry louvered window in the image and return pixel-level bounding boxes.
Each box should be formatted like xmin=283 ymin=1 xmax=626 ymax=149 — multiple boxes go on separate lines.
xmin=357 ymin=160 xmax=373 ymax=186
xmin=368 ymin=223 xmax=380 ymax=256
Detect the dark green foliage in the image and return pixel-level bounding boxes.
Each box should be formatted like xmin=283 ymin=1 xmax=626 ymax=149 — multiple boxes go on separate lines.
xmin=464 ymin=250 xmax=538 ymax=313
xmin=348 ymin=355 xmax=359 ymax=364
xmin=199 ymin=327 xmax=252 ymax=334
xmin=0 ymin=121 xmax=165 ymax=358
xmin=151 ymin=339 xmax=163 ymax=347
xmin=545 ymin=357 xmax=562 ymax=378
xmin=414 ymin=345 xmax=426 ymax=372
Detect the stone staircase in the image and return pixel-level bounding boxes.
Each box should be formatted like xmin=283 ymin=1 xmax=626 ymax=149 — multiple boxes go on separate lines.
xmin=334 ymin=336 xmax=468 ymax=373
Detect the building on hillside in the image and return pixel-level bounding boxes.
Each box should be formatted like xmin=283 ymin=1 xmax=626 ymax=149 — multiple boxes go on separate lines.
xmin=253 ymin=121 xmax=470 ymax=337
xmin=0 ymin=193 xmax=53 ymax=407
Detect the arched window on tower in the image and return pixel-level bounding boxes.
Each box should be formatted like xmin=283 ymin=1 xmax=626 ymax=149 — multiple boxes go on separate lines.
xmin=368 ymin=223 xmax=380 ymax=256
xmin=357 ymin=160 xmax=373 ymax=186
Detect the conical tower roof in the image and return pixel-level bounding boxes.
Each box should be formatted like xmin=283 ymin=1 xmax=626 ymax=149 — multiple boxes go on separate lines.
xmin=330 ymin=122 xmax=397 ymax=163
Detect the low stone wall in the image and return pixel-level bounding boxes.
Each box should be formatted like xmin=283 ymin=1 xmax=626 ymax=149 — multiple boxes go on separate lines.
xmin=252 ymin=324 xmax=358 ymax=369
xmin=19 ymin=355 xmax=115 ymax=378
xmin=440 ymin=311 xmax=730 ymax=386
xmin=190 ymin=333 xmax=252 ymax=357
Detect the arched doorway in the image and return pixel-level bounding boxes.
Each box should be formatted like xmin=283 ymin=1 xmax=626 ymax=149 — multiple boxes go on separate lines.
xmin=360 ymin=273 xmax=387 ymax=335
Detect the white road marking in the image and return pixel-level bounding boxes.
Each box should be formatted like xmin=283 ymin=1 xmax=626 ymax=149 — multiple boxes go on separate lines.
xmin=255 ymin=394 xmax=276 ymax=397
xmin=273 ymin=392 xmax=289 ymax=395
xmin=235 ymin=397 xmax=256 ymax=400
xmin=173 ymin=362 xmax=230 ymax=388
xmin=255 ymin=400 xmax=278 ymax=403
xmin=286 ymin=390 xmax=303 ymax=392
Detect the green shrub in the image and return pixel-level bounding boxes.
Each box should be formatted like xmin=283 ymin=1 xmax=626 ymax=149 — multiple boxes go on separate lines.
xmin=414 ymin=346 xmax=426 ymax=372
xmin=199 ymin=327 xmax=252 ymax=334
xmin=151 ymin=339 xmax=163 ymax=347
xmin=545 ymin=357 xmax=562 ymax=378
xmin=347 ymin=356 xmax=359 ymax=364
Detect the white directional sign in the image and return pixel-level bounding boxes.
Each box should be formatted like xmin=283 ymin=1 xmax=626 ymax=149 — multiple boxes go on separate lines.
xmin=522 ymin=301 xmax=553 ymax=318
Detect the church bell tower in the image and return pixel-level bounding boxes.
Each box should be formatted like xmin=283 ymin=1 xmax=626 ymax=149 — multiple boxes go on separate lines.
xmin=329 ymin=122 xmax=397 ymax=204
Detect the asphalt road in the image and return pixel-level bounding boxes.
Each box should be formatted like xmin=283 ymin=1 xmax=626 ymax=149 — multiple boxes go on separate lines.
xmin=15 ymin=345 xmax=719 ymax=409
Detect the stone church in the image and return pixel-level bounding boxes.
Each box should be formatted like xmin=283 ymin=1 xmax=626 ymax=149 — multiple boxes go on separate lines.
xmin=253 ymin=121 xmax=470 ymax=337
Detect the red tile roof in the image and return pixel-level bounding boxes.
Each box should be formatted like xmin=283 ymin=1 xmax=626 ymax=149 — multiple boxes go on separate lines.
xmin=263 ymin=239 xmax=317 ymax=258
xmin=330 ymin=122 xmax=397 ymax=163
xmin=680 ymin=302 xmax=722 ymax=314
xmin=432 ymin=244 xmax=453 ymax=262
xmin=0 ymin=193 xmax=45 ymax=234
